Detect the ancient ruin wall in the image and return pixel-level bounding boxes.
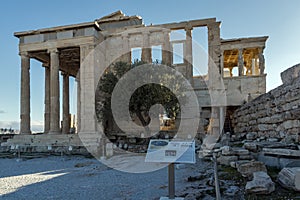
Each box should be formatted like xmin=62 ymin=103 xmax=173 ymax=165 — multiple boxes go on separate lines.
xmin=232 ymin=64 xmax=300 ymax=143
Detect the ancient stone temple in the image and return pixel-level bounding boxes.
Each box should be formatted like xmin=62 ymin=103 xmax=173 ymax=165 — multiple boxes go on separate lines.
xmin=5 ymin=11 xmax=268 ymax=154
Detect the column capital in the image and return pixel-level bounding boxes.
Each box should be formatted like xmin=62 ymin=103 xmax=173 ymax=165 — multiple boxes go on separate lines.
xmin=19 ymin=51 xmax=29 ymax=57
xmin=42 ymin=63 xmax=49 ymax=68
xmin=207 ymin=21 xmax=221 ymax=28
xmin=258 ymin=47 xmax=265 ymax=54
xmin=162 ymin=29 xmax=171 ymax=34
xmin=48 ymin=48 xmax=58 ymax=54
xmin=80 ymin=44 xmax=95 ymax=50
xmin=61 ymin=71 xmax=69 ymax=76
xmin=184 ymin=25 xmax=193 ymax=32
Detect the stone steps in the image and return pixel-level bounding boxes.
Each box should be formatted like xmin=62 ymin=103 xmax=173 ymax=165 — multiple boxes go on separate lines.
xmin=1 ymin=134 xmax=84 ymax=147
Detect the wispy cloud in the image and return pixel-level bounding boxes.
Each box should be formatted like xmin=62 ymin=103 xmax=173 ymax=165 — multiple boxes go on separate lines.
xmin=0 ymin=120 xmax=44 ymax=132
xmin=0 ymin=110 xmax=5 ymax=114
xmin=0 ymin=121 xmax=19 ymax=129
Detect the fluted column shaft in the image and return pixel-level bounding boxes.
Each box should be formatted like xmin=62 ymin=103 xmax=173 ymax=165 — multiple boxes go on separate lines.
xmin=62 ymin=73 xmax=70 ymax=134
xmin=44 ymin=65 xmax=50 ymax=133
xmin=20 ymin=52 xmax=31 ymax=134
xmin=185 ymin=27 xmax=193 ymax=80
xmin=76 ymin=74 xmax=81 ymax=134
xmin=49 ymin=49 xmax=61 ymax=134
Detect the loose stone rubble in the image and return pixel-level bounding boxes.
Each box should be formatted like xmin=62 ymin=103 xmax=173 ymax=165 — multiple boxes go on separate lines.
xmin=199 ymin=64 xmax=300 ymax=195
xmin=245 ymin=171 xmax=275 ymax=194
xmin=278 ymin=167 xmax=300 ymax=191
xmin=237 ymin=161 xmax=267 ymax=178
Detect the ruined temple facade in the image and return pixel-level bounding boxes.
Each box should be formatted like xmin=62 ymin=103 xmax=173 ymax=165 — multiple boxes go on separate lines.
xmin=14 ymin=11 xmax=268 ymax=140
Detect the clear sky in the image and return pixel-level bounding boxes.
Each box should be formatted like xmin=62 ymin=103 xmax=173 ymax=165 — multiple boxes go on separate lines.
xmin=1 ymin=0 xmax=300 ymax=131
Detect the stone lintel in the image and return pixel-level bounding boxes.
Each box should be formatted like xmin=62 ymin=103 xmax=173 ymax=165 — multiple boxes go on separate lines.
xmin=14 ymin=21 xmax=100 ymax=38
xmin=19 ymin=36 xmax=96 ymax=52
xmin=152 ymin=18 xmax=216 ymax=30
xmin=221 ymin=36 xmax=268 ymax=51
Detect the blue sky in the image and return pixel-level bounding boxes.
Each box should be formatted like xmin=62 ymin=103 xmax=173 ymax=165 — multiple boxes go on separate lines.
xmin=0 ymin=0 xmax=300 ymax=130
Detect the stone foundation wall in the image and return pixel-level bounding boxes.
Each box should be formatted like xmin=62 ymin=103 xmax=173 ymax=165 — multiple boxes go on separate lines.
xmin=232 ymin=64 xmax=300 ymax=142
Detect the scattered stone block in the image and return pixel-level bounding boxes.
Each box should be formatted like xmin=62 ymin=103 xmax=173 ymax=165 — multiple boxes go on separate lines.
xmin=267 ymin=138 xmax=279 ymax=142
xmin=230 ymin=161 xmax=236 ymax=168
xmin=224 ymin=186 xmax=240 ymax=196
xmin=198 ymin=149 xmax=213 ymax=158
xmin=278 ymin=167 xmax=300 ymax=191
xmin=239 ymin=155 xmax=253 ymax=160
xmin=217 ymin=155 xmax=238 ymax=166
xmin=221 ymin=146 xmax=232 ymax=156
xmin=263 ymin=148 xmax=300 ymax=157
xmin=244 ymin=143 xmax=258 ymax=152
xmin=286 ymin=161 xmax=300 ymax=168
xmin=237 ymin=161 xmax=267 ymax=177
xmin=233 ymin=148 xmax=249 ymax=156
xmin=246 ymin=132 xmax=257 ymax=140
xmin=230 ymin=160 xmax=251 ymax=169
xmin=245 ymin=171 xmax=275 ymax=194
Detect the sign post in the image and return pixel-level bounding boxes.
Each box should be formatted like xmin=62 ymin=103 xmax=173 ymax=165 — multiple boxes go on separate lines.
xmin=168 ymin=163 xmax=175 ymax=199
xmin=145 ymin=139 xmax=195 ymax=200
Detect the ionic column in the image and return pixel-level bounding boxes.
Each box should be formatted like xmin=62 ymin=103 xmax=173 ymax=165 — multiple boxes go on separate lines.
xmin=48 ymin=48 xmax=61 ymax=134
xmin=122 ymin=33 xmax=131 ymax=63
xmin=162 ymin=30 xmax=171 ymax=66
xmin=20 ymin=52 xmax=31 ymax=134
xmin=238 ymin=49 xmax=244 ymax=76
xmin=185 ymin=26 xmax=193 ymax=80
xmin=258 ymin=48 xmax=265 ymax=75
xmin=44 ymin=64 xmax=50 ymax=133
xmin=62 ymin=72 xmax=70 ymax=134
xmin=76 ymin=73 xmax=81 ymax=134
xmin=141 ymin=31 xmax=151 ymax=63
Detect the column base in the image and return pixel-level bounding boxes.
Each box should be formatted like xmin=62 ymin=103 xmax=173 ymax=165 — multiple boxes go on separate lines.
xmin=20 ymin=131 xmax=31 ymax=135
xmin=48 ymin=131 xmax=61 ymax=135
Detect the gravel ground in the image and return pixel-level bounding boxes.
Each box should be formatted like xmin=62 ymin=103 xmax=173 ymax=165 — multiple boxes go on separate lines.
xmin=0 ymin=155 xmax=213 ymax=200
